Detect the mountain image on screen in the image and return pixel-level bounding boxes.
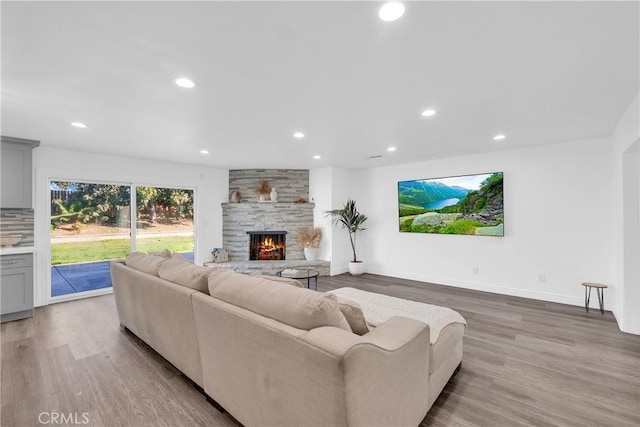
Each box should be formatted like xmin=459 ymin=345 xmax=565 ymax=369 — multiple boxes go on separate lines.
xmin=398 ymin=181 xmax=469 ymax=206
xmin=398 ymin=172 xmax=504 ymax=236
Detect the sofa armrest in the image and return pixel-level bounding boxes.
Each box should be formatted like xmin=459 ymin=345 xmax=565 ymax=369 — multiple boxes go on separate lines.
xmin=359 ymin=316 xmax=430 ymax=350
xmin=110 ymin=260 xmax=204 ymax=386
xmin=302 ymin=316 xmax=427 ymax=354
xmin=304 ymin=316 xmax=431 ymax=426
xmin=346 ymin=316 xmax=431 ymax=426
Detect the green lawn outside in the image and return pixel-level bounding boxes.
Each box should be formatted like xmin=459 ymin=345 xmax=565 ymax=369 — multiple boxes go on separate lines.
xmin=51 ymin=235 xmax=194 ymax=265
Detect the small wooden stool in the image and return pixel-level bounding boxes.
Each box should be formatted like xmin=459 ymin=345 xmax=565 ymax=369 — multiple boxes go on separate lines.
xmin=582 ymin=282 xmax=607 ymax=314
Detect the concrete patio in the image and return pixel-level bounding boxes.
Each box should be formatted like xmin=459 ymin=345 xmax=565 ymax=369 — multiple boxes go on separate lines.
xmin=51 ymin=252 xmax=194 ymax=297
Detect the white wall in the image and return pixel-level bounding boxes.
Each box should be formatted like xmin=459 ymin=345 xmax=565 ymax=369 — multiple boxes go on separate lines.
xmin=349 ymin=137 xmax=615 ymax=310
xmin=612 ymin=92 xmax=640 ymax=334
xmin=309 ymin=166 xmax=356 ymax=275
xmin=622 ymin=143 xmax=639 ymax=333
xmin=310 ymin=167 xmax=333 ymax=262
xmin=32 ymin=146 xmax=228 ymax=306
xmin=330 ymin=167 xmax=355 ymax=275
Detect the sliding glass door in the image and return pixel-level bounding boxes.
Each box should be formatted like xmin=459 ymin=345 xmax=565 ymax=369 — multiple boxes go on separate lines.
xmin=50 ymin=182 xmax=131 ymax=297
xmin=50 ymin=181 xmax=194 ymax=299
xmin=135 ymin=186 xmax=194 ymax=261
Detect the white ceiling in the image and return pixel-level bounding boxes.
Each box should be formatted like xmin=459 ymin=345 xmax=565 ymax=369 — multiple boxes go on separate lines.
xmin=2 ymin=1 xmax=638 ymax=170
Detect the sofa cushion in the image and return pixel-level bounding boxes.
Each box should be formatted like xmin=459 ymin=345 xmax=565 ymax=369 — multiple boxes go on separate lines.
xmin=149 ymin=249 xmax=173 ymax=258
xmin=148 ymin=249 xmax=190 ymax=262
xmin=157 ymin=257 xmax=211 ymax=294
xmin=208 ymin=270 xmax=304 ymax=291
xmin=209 ymin=271 xmax=351 ymax=332
xmin=171 ymin=252 xmax=189 ymax=261
xmin=207 ymin=269 xmax=242 ymax=293
xmin=338 ymin=300 xmax=369 ymax=336
xmin=252 ymin=274 xmax=304 ymax=288
xmin=124 ymin=252 xmax=166 ymax=276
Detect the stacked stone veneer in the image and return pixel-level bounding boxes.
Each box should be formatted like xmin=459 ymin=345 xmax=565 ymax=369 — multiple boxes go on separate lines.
xmin=222 ymin=202 xmax=314 ymax=261
xmin=228 ymin=169 xmax=309 ymax=203
xmin=223 ymin=169 xmax=314 ymax=262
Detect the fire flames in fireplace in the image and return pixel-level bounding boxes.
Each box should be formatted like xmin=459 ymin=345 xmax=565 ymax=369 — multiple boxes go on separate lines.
xmin=248 ymin=231 xmax=286 ymax=260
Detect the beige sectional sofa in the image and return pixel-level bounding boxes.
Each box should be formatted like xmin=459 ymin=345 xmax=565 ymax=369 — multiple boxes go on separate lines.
xmin=111 ymin=253 xmax=207 ymax=386
xmin=110 ymin=252 xmax=466 ymax=426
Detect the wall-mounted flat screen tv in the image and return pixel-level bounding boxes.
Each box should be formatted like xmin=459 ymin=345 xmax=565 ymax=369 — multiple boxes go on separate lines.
xmin=398 ymin=172 xmax=504 ymax=236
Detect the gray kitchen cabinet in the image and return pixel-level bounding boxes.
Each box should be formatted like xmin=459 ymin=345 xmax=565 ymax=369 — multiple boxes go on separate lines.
xmin=1 ymin=136 xmax=40 ymax=209
xmin=1 ymin=253 xmax=34 ymax=322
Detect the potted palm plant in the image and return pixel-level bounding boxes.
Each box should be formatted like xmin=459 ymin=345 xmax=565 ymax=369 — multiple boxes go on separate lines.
xmin=326 ymin=199 xmax=368 ymax=275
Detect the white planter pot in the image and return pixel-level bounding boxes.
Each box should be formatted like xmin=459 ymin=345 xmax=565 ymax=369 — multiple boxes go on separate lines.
xmin=304 ymin=247 xmax=319 ymax=261
xmin=348 ymin=261 xmax=365 ymax=276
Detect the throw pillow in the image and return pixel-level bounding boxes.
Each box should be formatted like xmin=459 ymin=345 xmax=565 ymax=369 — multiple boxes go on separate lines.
xmin=338 ymin=300 xmax=369 ymax=335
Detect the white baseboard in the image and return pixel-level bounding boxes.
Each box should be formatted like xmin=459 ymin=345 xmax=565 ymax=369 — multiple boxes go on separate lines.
xmin=611 ymin=307 xmax=623 ymax=331
xmin=612 ymin=308 xmax=640 ymax=335
xmin=330 ymin=265 xmax=348 ymax=276
xmin=365 ymin=267 xmax=604 ymax=310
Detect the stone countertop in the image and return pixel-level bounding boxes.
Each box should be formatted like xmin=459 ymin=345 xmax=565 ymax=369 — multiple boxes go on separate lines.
xmin=0 ymin=246 xmax=36 ymax=256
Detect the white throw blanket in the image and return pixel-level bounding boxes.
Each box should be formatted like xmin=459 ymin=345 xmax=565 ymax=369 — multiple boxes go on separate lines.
xmin=327 ymin=287 xmax=467 ymax=344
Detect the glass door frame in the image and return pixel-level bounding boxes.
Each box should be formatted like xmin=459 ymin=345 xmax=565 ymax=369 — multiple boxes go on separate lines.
xmin=46 ymin=178 xmax=197 ymax=304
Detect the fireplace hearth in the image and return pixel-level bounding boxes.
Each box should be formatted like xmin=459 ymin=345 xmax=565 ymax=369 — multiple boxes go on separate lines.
xmin=247 ymin=231 xmax=286 ymax=261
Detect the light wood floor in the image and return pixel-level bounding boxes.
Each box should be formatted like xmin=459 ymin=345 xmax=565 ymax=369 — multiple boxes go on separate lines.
xmin=2 ymin=274 xmax=639 ymax=426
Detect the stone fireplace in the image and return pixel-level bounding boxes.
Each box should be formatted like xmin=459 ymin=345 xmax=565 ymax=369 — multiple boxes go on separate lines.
xmin=222 ymin=168 xmax=314 ymax=262
xmin=247 ymin=231 xmax=286 ymax=260
xmin=222 ymin=202 xmax=314 ymax=261
xmin=213 ymin=169 xmax=330 ymax=275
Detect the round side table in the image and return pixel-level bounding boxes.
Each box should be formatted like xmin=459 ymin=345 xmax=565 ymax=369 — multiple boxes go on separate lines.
xmin=276 ymin=269 xmax=319 ymax=291
xmin=581 ymin=282 xmax=607 ymax=314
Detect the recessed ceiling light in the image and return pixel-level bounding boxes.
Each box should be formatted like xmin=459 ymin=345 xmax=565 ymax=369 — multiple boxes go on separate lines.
xmin=199 ymin=149 xmax=209 ymax=154
xmin=421 ymin=109 xmax=436 ymax=117
xmin=70 ymin=122 xmax=87 ymax=128
xmin=379 ymin=2 xmax=405 ymax=22
xmin=387 ymin=146 xmax=397 ymax=152
xmin=313 ymin=155 xmax=321 ymax=160
xmin=175 ymin=78 xmax=195 ymax=88
xmin=493 ymin=134 xmax=506 ymax=141
xmin=293 ymin=132 xmax=305 ymax=139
